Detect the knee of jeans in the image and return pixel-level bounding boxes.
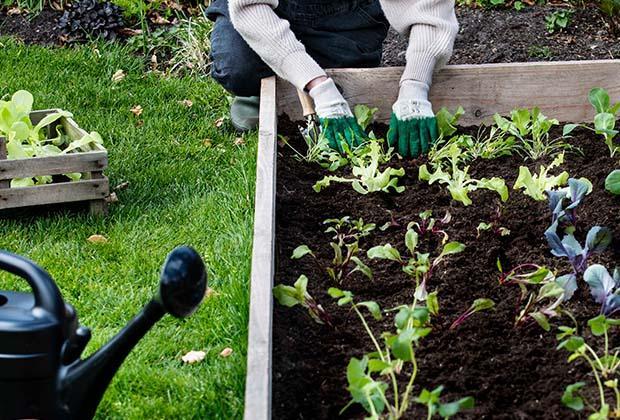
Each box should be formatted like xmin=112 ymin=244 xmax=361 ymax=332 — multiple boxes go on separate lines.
xmin=211 ymin=61 xmax=263 ymax=97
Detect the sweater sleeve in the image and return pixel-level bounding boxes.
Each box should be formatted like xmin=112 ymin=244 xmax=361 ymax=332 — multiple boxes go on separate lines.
xmin=379 ymin=0 xmax=458 ymax=86
xmin=228 ymin=0 xmax=327 ymax=90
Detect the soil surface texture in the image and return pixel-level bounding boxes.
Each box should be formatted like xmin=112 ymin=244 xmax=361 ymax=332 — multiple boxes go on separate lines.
xmin=272 ymin=118 xmax=620 ymax=419
xmin=383 ymin=6 xmax=620 ymax=66
xmin=0 ymin=9 xmax=63 ymax=46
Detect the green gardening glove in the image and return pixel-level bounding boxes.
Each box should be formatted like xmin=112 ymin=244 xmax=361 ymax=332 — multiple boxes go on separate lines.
xmin=309 ymin=78 xmax=367 ymax=153
xmin=387 ymin=80 xmax=439 ymax=158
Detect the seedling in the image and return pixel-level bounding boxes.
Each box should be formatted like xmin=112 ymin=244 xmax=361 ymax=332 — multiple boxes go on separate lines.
xmin=449 ymin=298 xmax=496 ymax=330
xmin=587 ymin=87 xmax=620 ymax=157
xmin=545 ymin=10 xmax=573 ymax=34
xmin=476 ymin=205 xmax=510 ymax=238
xmin=494 ymin=108 xmax=573 ymax=160
xmin=498 ymin=263 xmax=575 ymax=330
xmin=545 ymin=225 xmax=612 ymax=274
xmin=354 ymin=104 xmax=379 ymax=132
xmin=330 ymin=288 xmax=473 ymax=419
xmin=415 ymin=386 xmax=475 ymax=420
xmin=368 ymin=226 xmax=465 ymax=301
xmin=606 ymin=170 xmax=620 ymax=195
xmin=435 ymin=106 xmax=464 ymax=139
xmin=546 ymin=177 xmax=593 ymax=234
xmin=419 ymin=144 xmax=509 ymax=206
xmin=557 ymin=315 xmax=620 ymax=418
xmin=584 ymin=265 xmax=620 ymax=316
xmin=314 ymin=142 xmax=405 ymax=194
xmin=408 ymin=210 xmax=452 ymax=244
xmin=292 ymin=216 xmax=375 ymax=283
xmin=513 ymin=153 xmax=569 ymax=201
xmin=273 ymin=275 xmax=332 ymax=326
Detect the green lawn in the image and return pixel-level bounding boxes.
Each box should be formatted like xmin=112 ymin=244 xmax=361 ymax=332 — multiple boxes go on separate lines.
xmin=0 ymin=37 xmax=256 ymax=419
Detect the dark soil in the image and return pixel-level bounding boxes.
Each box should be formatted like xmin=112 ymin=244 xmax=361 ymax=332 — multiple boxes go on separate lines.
xmin=0 ymin=9 xmax=63 ymax=46
xmin=382 ymin=6 xmax=620 ymax=66
xmin=272 ymin=119 xmax=620 ymax=419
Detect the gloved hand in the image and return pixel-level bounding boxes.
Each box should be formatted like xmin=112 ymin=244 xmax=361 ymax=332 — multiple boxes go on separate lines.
xmin=388 ymin=80 xmax=439 ymax=158
xmin=309 ymin=78 xmax=366 ymax=153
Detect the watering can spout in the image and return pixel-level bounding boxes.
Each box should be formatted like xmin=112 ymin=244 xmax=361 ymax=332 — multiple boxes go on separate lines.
xmin=60 ymin=246 xmax=207 ymax=419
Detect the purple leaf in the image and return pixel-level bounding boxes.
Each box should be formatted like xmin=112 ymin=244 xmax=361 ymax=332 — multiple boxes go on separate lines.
xmin=584 ymin=264 xmax=615 ymax=305
xmin=585 ymin=226 xmax=612 ymax=255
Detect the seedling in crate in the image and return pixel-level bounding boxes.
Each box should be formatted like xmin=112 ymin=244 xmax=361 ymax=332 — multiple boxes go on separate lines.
xmin=291 ymin=217 xmax=375 ymax=283
xmin=513 ymin=153 xmax=569 ymax=201
xmin=273 ymin=275 xmax=332 ymax=326
xmin=498 ymin=263 xmax=576 ymax=331
xmin=584 ymin=264 xmax=620 ymax=316
xmin=368 ymin=226 xmax=465 ymax=301
xmin=557 ymin=314 xmax=620 ymax=418
xmin=314 ymin=142 xmax=405 ymax=194
xmin=329 ymin=288 xmax=473 ymax=419
xmin=449 ymin=298 xmax=496 ymax=330
xmin=419 ymin=144 xmax=509 ymax=206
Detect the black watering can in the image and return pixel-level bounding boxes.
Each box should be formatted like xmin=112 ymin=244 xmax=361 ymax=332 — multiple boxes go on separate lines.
xmin=0 ymin=246 xmax=207 ymax=420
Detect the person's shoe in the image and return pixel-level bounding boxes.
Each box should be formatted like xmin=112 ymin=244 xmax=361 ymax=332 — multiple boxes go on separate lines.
xmin=230 ymin=96 xmax=260 ymax=132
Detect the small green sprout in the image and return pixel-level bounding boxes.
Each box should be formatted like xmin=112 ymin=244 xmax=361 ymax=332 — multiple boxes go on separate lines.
xmin=513 ymin=153 xmax=569 ymax=201
xmin=449 ymin=298 xmax=496 ymax=330
xmin=273 ymin=275 xmax=332 ymax=326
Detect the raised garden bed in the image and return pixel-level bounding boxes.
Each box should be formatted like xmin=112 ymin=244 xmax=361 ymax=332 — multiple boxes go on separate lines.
xmin=245 ymin=61 xmax=620 ymax=419
xmin=0 ymin=109 xmax=109 ymax=216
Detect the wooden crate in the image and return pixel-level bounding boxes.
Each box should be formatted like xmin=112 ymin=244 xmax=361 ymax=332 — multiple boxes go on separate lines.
xmin=0 ymin=110 xmax=109 ymax=216
xmin=244 ymin=60 xmax=620 ymax=420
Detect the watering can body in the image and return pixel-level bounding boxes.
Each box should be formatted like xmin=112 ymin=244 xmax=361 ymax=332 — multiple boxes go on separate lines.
xmin=0 ymin=247 xmax=206 ymax=420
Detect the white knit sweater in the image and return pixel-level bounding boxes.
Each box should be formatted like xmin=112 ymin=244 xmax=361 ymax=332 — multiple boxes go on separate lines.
xmin=228 ymin=0 xmax=459 ymax=91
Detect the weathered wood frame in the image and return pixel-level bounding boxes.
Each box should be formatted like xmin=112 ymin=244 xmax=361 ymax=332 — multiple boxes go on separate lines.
xmin=0 ymin=110 xmax=109 ymax=216
xmin=244 ymin=60 xmax=620 ymax=419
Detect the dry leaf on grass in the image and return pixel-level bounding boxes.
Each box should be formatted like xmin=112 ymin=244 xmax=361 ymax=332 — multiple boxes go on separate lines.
xmin=111 ymin=69 xmax=125 ymax=83
xmin=219 ymin=348 xmax=233 ymax=358
xmin=114 ymin=181 xmax=130 ymax=191
xmin=203 ymin=139 xmax=213 ymax=148
xmin=205 ymin=287 xmax=218 ymax=298
xmin=87 ymin=234 xmax=108 ymax=244
xmin=7 ymin=7 xmax=23 ymax=15
xmin=151 ymin=13 xmax=170 ymax=25
xmin=118 ymin=28 xmax=143 ymax=36
xmin=130 ymin=105 xmax=143 ymax=117
xmin=215 ymin=117 xmax=225 ymax=128
xmin=182 ymin=350 xmax=206 ymax=364
xmin=234 ymin=137 xmax=245 ymax=146
xmin=104 ymin=192 xmax=118 ymax=203
xmin=179 ymin=99 xmax=193 ymax=107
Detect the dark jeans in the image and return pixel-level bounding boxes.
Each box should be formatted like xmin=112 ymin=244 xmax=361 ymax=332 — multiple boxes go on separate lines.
xmin=206 ymin=0 xmax=389 ymax=97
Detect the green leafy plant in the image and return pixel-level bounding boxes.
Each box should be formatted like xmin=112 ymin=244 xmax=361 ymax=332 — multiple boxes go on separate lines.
xmin=598 ymin=0 xmax=620 ymax=34
xmin=292 ymin=217 xmax=375 ymax=283
xmin=435 ymin=106 xmax=465 ymax=139
xmin=606 ymin=169 xmax=620 ymax=195
xmin=545 ymin=10 xmax=573 ymax=34
xmin=368 ymin=225 xmax=465 ymax=301
xmin=314 ymin=141 xmax=405 ymax=194
xmin=528 ymin=45 xmax=552 ymax=60
xmin=354 ymin=104 xmax=379 ymax=131
xmin=273 ymin=275 xmax=332 ymax=326
xmin=449 ymin=298 xmax=496 ymax=329
xmin=498 ymin=263 xmax=575 ymax=330
xmin=407 ymin=210 xmax=452 ymax=244
xmin=513 ymin=153 xmax=569 ymax=201
xmin=476 ymin=205 xmax=511 ymax=238
xmin=419 ymin=144 xmax=509 ymax=206
xmin=0 ymin=90 xmax=104 ymax=187
xmin=494 ymin=108 xmax=573 ymax=160
xmin=587 ymin=88 xmax=620 ymax=157
xmin=330 ymin=288 xmax=473 ymax=419
xmin=415 ymin=386 xmax=475 ymax=420
xmin=557 ymin=315 xmax=620 ymax=418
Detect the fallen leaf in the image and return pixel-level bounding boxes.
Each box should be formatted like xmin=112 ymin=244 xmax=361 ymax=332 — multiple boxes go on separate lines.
xmin=150 ymin=54 xmax=158 ymax=71
xmin=114 ymin=181 xmax=130 ymax=191
xmin=234 ymin=137 xmax=245 ymax=146
xmin=135 ymin=120 xmax=144 ymax=128
xmin=179 ymin=99 xmax=193 ymax=107
xmin=203 ymin=139 xmax=213 ymax=148
xmin=215 ymin=117 xmax=225 ymax=128
xmin=205 ymin=287 xmax=218 ymax=298
xmin=7 ymin=7 xmax=23 ymax=15
xmin=182 ymin=350 xmax=206 ymax=364
xmin=104 ymin=192 xmax=118 ymax=203
xmin=151 ymin=13 xmax=170 ymax=25
xmin=111 ymin=69 xmax=126 ymax=83
xmin=118 ymin=28 xmax=143 ymax=36
xmin=131 ymin=105 xmax=143 ymax=117
xmin=219 ymin=348 xmax=233 ymax=358
xmin=87 ymin=234 xmax=108 ymax=244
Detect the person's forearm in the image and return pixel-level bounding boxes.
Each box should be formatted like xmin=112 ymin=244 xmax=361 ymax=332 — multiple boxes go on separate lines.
xmin=380 ymin=0 xmax=458 ymax=86
xmin=229 ymin=0 xmax=327 ymax=91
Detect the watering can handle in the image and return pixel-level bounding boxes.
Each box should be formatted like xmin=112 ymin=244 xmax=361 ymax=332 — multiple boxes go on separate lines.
xmin=0 ymin=251 xmax=65 ymax=320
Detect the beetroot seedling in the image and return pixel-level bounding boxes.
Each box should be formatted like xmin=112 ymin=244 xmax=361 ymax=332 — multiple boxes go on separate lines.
xmin=273 ymin=275 xmax=332 ymax=326
xmin=450 ymin=298 xmax=496 ymax=330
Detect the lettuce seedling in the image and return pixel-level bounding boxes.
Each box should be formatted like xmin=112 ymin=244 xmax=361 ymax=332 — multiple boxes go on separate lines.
xmin=449 ymin=298 xmax=495 ymax=329
xmin=415 ymin=386 xmax=474 ymax=419
xmin=588 ymin=87 xmax=620 ymax=157
xmin=419 ymin=144 xmax=508 ymax=206
xmin=354 ymin=104 xmax=379 ymax=131
xmin=273 ymin=275 xmax=332 ymax=326
xmin=498 ymin=263 xmax=575 ymax=330
xmin=557 ymin=315 xmax=620 ymax=418
xmin=314 ymin=142 xmax=405 ymax=194
xmin=435 ymin=106 xmax=465 ymax=139
xmin=513 ymin=153 xmax=569 ymax=201
xmin=545 ymin=225 xmax=612 ymax=274
xmin=368 ymin=227 xmax=464 ymax=301
xmin=605 ymin=170 xmax=620 ymax=195
xmin=494 ymin=107 xmax=573 ymax=160
xmin=292 ymin=216 xmax=375 ymax=283
xmin=584 ymin=264 xmax=620 ymax=316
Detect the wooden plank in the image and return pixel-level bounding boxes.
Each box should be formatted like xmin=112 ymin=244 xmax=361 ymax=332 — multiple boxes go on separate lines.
xmin=276 ymin=60 xmax=620 ymax=126
xmin=87 ymin=171 xmax=108 ymax=216
xmin=0 ymin=152 xmax=108 ymax=181
xmin=244 ymin=76 xmax=277 ymax=420
xmin=0 ymin=179 xmax=109 ymax=210
xmin=0 ymin=138 xmax=8 ymax=190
